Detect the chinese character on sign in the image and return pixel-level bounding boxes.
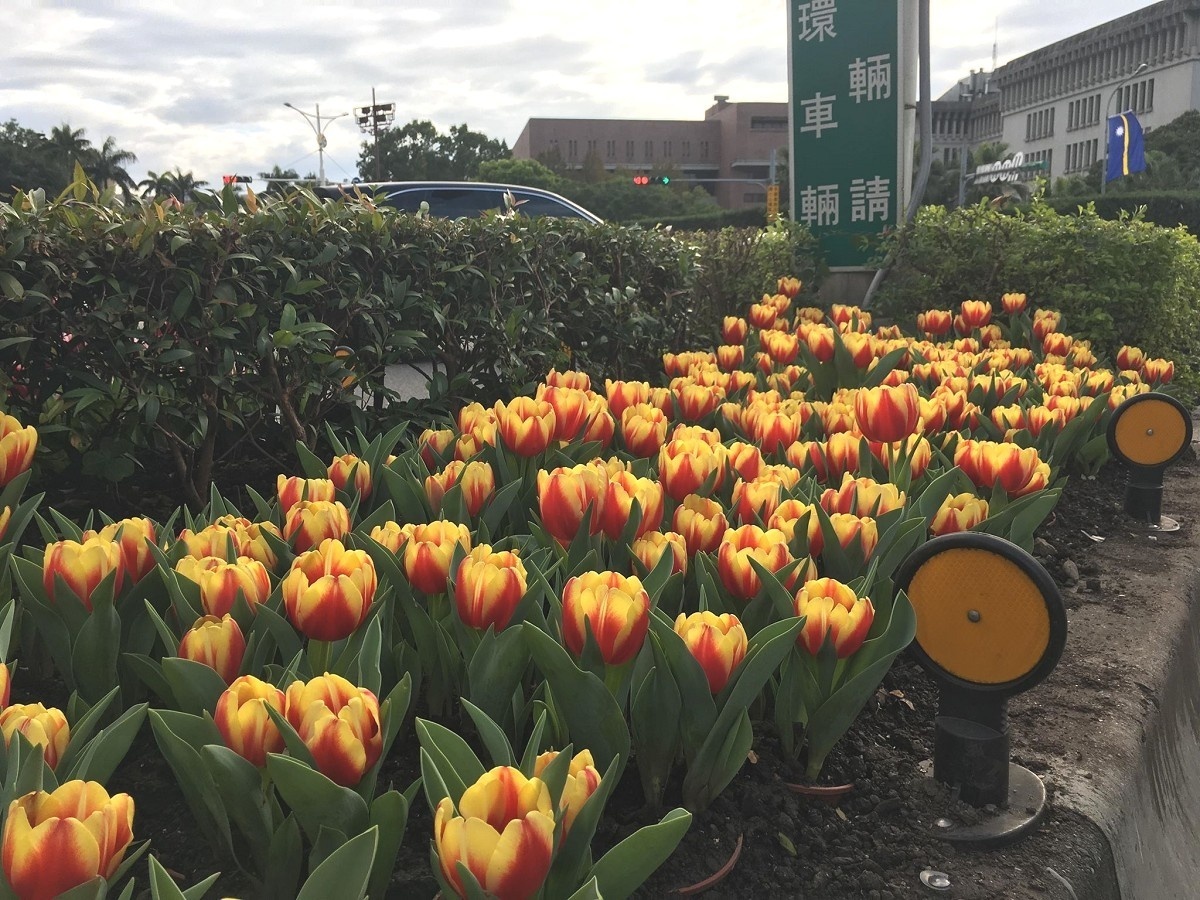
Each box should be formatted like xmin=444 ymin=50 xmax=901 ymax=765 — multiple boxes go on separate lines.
xmin=799 ymin=184 xmax=840 ymax=226
xmin=849 ymin=176 xmax=891 ymax=222
xmin=796 ymin=0 xmax=837 ymax=42
xmin=848 ymin=54 xmax=892 ymax=103
xmin=799 ymin=93 xmax=838 ymax=138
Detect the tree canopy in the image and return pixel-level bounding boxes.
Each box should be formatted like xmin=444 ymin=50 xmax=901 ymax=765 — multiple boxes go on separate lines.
xmin=356 ymin=120 xmax=510 ymax=182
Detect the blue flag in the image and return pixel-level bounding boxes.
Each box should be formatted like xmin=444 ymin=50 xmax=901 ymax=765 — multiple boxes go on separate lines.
xmin=1106 ymin=111 xmax=1146 ymax=183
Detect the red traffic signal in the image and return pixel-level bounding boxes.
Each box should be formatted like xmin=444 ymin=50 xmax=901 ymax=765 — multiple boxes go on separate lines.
xmin=222 ymin=175 xmax=252 ymax=185
xmin=633 ymin=174 xmax=670 ymax=186
xmin=633 ymin=174 xmax=650 ymax=186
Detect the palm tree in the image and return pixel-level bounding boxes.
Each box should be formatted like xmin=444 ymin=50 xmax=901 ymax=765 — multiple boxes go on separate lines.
xmin=162 ymin=168 xmax=209 ymax=202
xmin=137 ymin=170 xmax=174 ymax=200
xmin=47 ymin=124 xmax=91 ymax=180
xmin=84 ymin=136 xmax=138 ymax=200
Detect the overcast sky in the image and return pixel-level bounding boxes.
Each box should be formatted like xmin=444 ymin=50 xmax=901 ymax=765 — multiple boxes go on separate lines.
xmin=4 ymin=0 xmax=1154 ymax=185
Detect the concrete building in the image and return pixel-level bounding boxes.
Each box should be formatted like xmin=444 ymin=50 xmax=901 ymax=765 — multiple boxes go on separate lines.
xmin=512 ymin=97 xmax=787 ymax=210
xmin=935 ymin=0 xmax=1200 ymax=182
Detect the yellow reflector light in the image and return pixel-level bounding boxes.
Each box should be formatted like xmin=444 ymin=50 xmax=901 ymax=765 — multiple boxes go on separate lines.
xmin=1112 ymin=397 xmax=1189 ymax=467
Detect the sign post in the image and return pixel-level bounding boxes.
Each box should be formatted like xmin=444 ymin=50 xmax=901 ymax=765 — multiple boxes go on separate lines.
xmin=787 ymin=1 xmax=914 ymax=270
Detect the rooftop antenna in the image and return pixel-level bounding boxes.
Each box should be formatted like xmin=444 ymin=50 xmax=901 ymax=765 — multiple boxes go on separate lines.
xmin=992 ymin=17 xmax=998 ymax=71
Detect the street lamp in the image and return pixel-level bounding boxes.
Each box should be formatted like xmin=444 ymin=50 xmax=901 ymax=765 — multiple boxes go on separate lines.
xmin=283 ymin=102 xmax=350 ymax=185
xmin=1101 ymin=61 xmax=1149 ymax=194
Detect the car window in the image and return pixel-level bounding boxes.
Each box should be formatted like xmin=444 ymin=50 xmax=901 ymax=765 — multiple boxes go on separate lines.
xmin=510 ymin=192 xmax=587 ymax=220
xmin=389 ymin=188 xmax=502 ymax=218
xmin=382 ymin=189 xmax=434 ymax=212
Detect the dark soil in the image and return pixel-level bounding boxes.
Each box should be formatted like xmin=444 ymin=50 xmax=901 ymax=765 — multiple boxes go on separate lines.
xmin=19 ymin=455 xmax=1160 ymax=899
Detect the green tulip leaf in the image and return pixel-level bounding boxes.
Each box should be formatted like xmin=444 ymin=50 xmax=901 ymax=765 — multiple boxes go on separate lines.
xmin=264 ymin=814 xmax=303 ymax=900
xmin=294 ymin=826 xmax=378 ymax=900
xmin=265 ymin=753 xmax=370 ymax=844
xmin=162 ymin=657 xmax=230 ymax=717
xmin=461 ymin=699 xmax=515 ymax=768
xmin=60 ymin=702 xmax=147 ymax=785
xmin=201 ymin=744 xmax=274 ymax=865
xmin=367 ymin=790 xmax=410 ymax=900
xmin=52 ymin=876 xmax=107 ymax=900
xmin=466 ymin=622 xmax=530 ymax=731
xmin=521 ymin=623 xmax=631 ymax=776
xmin=566 ymin=877 xmax=603 ymax=900
xmin=415 ymin=718 xmax=485 ymax=795
xmin=588 ymin=807 xmax=693 ymax=900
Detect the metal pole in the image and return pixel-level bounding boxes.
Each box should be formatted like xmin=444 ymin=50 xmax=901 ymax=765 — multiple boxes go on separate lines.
xmin=372 ymin=87 xmax=382 ymax=182
xmin=957 ymin=142 xmax=969 ymax=207
xmin=1101 ymin=62 xmax=1148 ymax=195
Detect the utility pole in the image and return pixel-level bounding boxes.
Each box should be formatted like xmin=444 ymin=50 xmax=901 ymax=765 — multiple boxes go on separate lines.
xmin=284 ymin=101 xmax=350 ymax=185
xmin=355 ymin=88 xmax=395 ymax=182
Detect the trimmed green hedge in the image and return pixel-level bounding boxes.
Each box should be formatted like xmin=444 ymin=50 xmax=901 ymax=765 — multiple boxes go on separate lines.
xmin=1042 ymin=191 xmax=1200 ymax=235
xmin=872 ymin=199 xmax=1200 ymax=401
xmin=0 ymin=183 xmax=821 ymax=503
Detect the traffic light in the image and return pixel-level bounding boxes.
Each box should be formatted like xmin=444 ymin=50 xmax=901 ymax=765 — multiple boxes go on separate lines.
xmin=633 ymin=174 xmax=670 ymax=186
xmin=222 ymin=175 xmax=252 ymax=185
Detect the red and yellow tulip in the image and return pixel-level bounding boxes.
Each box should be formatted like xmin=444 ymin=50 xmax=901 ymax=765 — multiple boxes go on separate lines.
xmin=561 ymin=571 xmax=651 ymax=667
xmin=327 ymin=454 xmax=372 ymax=499
xmin=177 ymin=614 xmax=246 ymax=684
xmin=282 ymin=499 xmax=352 ymax=553
xmin=631 ymin=530 xmax=688 ymax=576
xmin=282 ymin=538 xmax=377 ymax=641
xmin=0 ymin=703 xmax=69 ymax=769
xmin=81 ymin=517 xmax=157 ymax=584
xmin=537 ymin=464 xmax=608 ymax=545
xmin=174 ymin=555 xmax=272 ymax=617
xmin=671 ymin=494 xmax=729 ymax=556
xmin=716 ymin=525 xmax=792 ymax=602
xmin=0 ymin=413 xmax=36 ymax=488
xmin=284 ymin=673 xmax=382 ymax=787
xmin=434 ymin=766 xmax=556 ymax=900
xmin=494 ymin=396 xmax=556 ymax=457
xmin=455 ymin=544 xmax=528 ymax=632
xmin=674 ymin=611 xmax=748 ymax=693
xmin=794 ymin=578 xmax=874 ymax=658
xmin=853 ymin=383 xmax=920 ymax=444
xmin=534 ymin=749 xmax=602 ymax=835
xmin=598 ymin=471 xmax=663 ymax=540
xmin=399 ymin=521 xmax=472 ymax=595
xmin=619 ymin=404 xmax=668 ymax=459
xmin=215 ymin=674 xmax=286 ymax=767
xmin=2 ymin=781 xmax=134 ymax=900
xmin=42 ymin=536 xmax=123 ymax=610
xmin=930 ymin=493 xmax=990 ymax=535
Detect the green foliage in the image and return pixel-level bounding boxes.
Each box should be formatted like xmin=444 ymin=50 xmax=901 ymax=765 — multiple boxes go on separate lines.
xmin=0 ymin=176 xmax=701 ymax=504
xmin=680 ymin=219 xmax=825 ymax=346
xmin=357 ymin=120 xmax=509 ymax=182
xmin=873 ymin=198 xmax=1200 ymax=401
xmin=1041 ymin=190 xmax=1200 ymax=235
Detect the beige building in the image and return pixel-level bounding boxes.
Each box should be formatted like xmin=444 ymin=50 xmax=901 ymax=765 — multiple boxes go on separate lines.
xmin=935 ymin=0 xmax=1200 ymax=182
xmin=513 ymin=97 xmax=787 ymax=210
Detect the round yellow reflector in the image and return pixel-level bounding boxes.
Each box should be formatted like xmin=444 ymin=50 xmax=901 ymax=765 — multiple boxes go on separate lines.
xmin=908 ymin=547 xmax=1050 ymax=685
xmin=1113 ymin=397 xmax=1189 ymax=467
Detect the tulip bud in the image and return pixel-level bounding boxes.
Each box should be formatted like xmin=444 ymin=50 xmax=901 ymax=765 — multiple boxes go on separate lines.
xmin=534 ymin=749 xmax=601 ymax=834
xmin=853 ymin=383 xmax=921 ymax=444
xmin=716 ymin=524 xmax=792 ymax=601
xmin=434 ymin=766 xmax=556 ymax=900
xmin=768 ymin=499 xmax=824 ymax=558
xmin=1000 ymin=292 xmax=1027 ymax=314
xmin=598 ymin=471 xmax=663 ymax=540
xmin=283 ymin=499 xmax=351 ymax=553
xmin=455 ymin=544 xmax=528 ymax=632
xmin=582 ymin=394 xmax=615 ymax=449
xmin=43 ymin=536 xmax=123 ymax=610
xmin=81 ymin=517 xmax=157 ymax=585
xmin=674 ymin=611 xmax=748 ymax=693
xmin=671 ymin=494 xmax=729 ymax=556
xmin=277 ymin=475 xmax=336 ymax=515
xmin=561 ymin=571 xmax=651 ymax=667
xmin=545 ymin=368 xmax=591 ymax=391
xmin=400 ymin=521 xmax=472 ymax=595
xmin=916 ymin=309 xmax=952 ymax=338
xmin=631 ymin=530 xmax=688 ymax=577
xmin=931 ymin=492 xmax=990 ymax=536
xmin=827 ymin=513 xmax=879 ymax=561
xmin=494 ymin=396 xmax=556 ymax=457
xmin=328 ymin=454 xmax=372 ymax=499
xmin=0 ymin=662 xmax=8 ymax=708
xmin=0 ymin=413 xmax=37 ymax=488
xmin=417 ymin=427 xmax=456 ymax=470
xmin=619 ymin=403 xmax=668 ymax=459
xmin=178 ymin=614 xmax=246 ymax=684
xmin=658 ymin=439 xmax=726 ymax=503
xmin=282 ymin=539 xmax=377 ymax=641
xmin=215 ymin=674 xmax=286 ymax=767
xmin=2 ymin=781 xmax=134 ymax=899
xmin=0 ymin=703 xmax=70 ymax=769
xmin=178 ymin=515 xmax=282 ymax=569
xmin=285 ymin=674 xmax=382 ymax=787
xmin=794 ymin=578 xmax=875 ymax=658
xmin=1142 ymin=358 xmax=1175 ymax=385
xmin=722 ymin=316 xmax=749 ymax=344
xmin=536 ymin=385 xmax=591 ymax=443
xmin=174 ymin=555 xmax=272 ymax=617
xmin=536 ymin=464 xmax=607 ymax=545
xmin=959 ymin=299 xmax=993 ymax=330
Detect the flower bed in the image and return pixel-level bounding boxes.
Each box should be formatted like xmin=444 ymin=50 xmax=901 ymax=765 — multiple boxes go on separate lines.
xmin=0 ymin=281 xmax=1177 ymax=899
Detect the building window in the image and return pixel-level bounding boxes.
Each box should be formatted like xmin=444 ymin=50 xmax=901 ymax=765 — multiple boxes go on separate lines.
xmin=606 ymin=140 xmax=616 ymax=159
xmin=567 ymin=140 xmax=578 ymax=160
xmin=744 ymin=191 xmax=767 ymax=203
xmin=663 ymin=140 xmax=672 ymax=158
xmin=700 ymin=141 xmax=709 ymax=160
xmin=682 ymin=140 xmax=691 ymax=159
xmin=644 ymin=140 xmax=653 ymax=160
xmin=750 ymin=116 xmax=788 ymax=131
xmin=626 ymin=140 xmax=635 ymax=161
xmin=1026 ymin=106 xmax=1054 ymax=141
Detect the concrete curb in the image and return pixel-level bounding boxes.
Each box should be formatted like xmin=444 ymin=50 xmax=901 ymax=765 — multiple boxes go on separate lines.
xmin=1009 ymin=447 xmax=1200 ymax=899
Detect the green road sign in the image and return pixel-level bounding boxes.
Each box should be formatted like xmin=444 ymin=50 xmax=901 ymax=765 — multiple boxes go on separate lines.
xmin=788 ymin=1 xmax=909 ymax=269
